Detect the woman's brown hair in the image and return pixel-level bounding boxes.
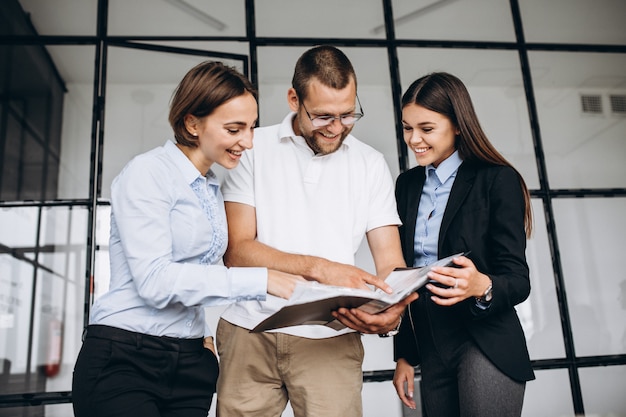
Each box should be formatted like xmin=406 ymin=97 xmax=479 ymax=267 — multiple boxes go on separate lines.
xmin=169 ymin=61 xmax=257 ymax=148
xmin=291 ymin=45 xmax=357 ymax=100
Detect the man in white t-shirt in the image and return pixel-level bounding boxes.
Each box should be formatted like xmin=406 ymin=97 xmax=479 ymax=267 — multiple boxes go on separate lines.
xmin=216 ymin=45 xmax=417 ymax=417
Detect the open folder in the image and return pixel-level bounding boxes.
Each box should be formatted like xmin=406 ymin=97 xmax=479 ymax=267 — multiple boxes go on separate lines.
xmin=251 ymin=252 xmax=467 ymax=332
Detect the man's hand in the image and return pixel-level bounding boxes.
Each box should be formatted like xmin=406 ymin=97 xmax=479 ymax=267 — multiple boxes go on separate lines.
xmin=314 ymin=259 xmax=393 ymax=294
xmin=331 ymin=292 xmax=418 ymax=334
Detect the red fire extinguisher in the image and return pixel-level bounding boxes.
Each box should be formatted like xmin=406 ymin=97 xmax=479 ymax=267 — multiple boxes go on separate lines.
xmin=44 ymin=318 xmax=63 ymax=377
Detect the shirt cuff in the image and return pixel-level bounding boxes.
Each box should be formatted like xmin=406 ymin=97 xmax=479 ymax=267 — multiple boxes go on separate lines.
xmin=229 ymin=267 xmax=268 ymax=302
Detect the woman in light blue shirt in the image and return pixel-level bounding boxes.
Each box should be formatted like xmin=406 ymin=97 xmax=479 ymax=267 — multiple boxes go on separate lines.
xmin=72 ymin=61 xmax=301 ymax=417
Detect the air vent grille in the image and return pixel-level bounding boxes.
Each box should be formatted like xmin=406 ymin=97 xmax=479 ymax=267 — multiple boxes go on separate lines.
xmin=580 ymin=94 xmax=603 ymax=114
xmin=609 ymin=95 xmax=626 ymax=114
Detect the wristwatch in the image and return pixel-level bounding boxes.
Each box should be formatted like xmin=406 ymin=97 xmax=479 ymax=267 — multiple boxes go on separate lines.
xmin=379 ymin=316 xmax=402 ymax=338
xmin=476 ymin=281 xmax=493 ymax=304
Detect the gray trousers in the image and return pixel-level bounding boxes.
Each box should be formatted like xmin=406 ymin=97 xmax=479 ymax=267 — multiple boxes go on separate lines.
xmin=420 ymin=340 xmax=526 ymax=417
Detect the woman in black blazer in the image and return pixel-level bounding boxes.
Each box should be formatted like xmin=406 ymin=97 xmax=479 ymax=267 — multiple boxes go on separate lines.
xmin=392 ymin=72 xmax=535 ymax=417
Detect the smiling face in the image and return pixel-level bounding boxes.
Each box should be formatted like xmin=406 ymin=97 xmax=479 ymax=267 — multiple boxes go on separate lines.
xmin=183 ymin=91 xmax=258 ymax=175
xmin=288 ymin=78 xmax=357 ymax=155
xmin=402 ymin=103 xmax=459 ymax=168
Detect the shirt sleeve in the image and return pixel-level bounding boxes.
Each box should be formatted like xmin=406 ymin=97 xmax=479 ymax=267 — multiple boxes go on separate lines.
xmin=365 ymin=153 xmax=402 ymax=231
xmin=110 ymin=155 xmax=267 ymax=309
xmin=222 ymin=147 xmax=255 ymax=206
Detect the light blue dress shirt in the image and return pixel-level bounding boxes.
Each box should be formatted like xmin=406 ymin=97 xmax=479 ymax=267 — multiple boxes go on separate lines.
xmin=413 ymin=151 xmax=462 ymax=267
xmin=90 ymin=140 xmax=267 ymax=338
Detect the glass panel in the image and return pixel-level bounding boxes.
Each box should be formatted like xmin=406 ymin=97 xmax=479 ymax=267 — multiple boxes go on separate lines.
xmin=553 ymin=198 xmax=626 ymax=357
xmin=94 ymin=205 xmax=111 ymax=300
xmin=362 ymin=335 xmax=395 ymax=372
xmin=579 ymin=365 xmax=626 ymax=416
xmin=46 ymin=45 xmax=96 ymax=200
xmin=257 ymin=46 xmax=399 ymax=177
xmin=392 ymin=0 xmax=516 ymax=42
xmin=363 ymin=380 xmax=404 ymax=417
xmin=0 ymin=42 xmax=95 ymax=200
xmin=520 ymin=0 xmax=626 ymax=45
xmin=255 ymin=0 xmax=385 ymax=39
xmin=1 ymin=109 xmax=24 ymax=201
xmin=520 ymin=199 xmax=565 ymax=360
xmin=0 ymin=206 xmax=39 ymax=260
xmin=108 ymin=0 xmax=246 ymax=37
xmin=101 ymin=46 xmax=246 ymax=199
xmin=0 ymin=41 xmax=66 ymax=201
xmin=17 ymin=0 xmax=97 ymax=36
xmin=0 ymin=254 xmax=35 ymax=393
xmin=0 ymin=206 xmax=87 ymax=396
xmin=44 ymin=403 xmax=74 ymax=417
xmin=529 ymin=51 xmax=626 ymax=189
xmin=0 ymin=207 xmax=87 ymax=393
xmin=522 ymin=369 xmax=574 ymax=417
xmin=397 ymin=47 xmax=539 ymax=189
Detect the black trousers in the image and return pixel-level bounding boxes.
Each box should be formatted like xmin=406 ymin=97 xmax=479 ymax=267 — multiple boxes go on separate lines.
xmin=72 ymin=325 xmax=218 ymax=417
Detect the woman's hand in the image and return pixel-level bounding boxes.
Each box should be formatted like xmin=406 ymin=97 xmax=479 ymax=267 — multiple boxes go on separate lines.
xmin=424 ymin=255 xmax=492 ymax=306
xmin=266 ymin=269 xmax=306 ymax=299
xmin=203 ymin=336 xmax=216 ymax=356
xmin=393 ymin=358 xmax=417 ymax=410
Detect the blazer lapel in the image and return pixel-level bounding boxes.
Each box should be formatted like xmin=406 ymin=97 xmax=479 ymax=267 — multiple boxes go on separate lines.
xmin=403 ymin=168 xmax=425 ymax=265
xmin=439 ymin=161 xmax=477 ymax=248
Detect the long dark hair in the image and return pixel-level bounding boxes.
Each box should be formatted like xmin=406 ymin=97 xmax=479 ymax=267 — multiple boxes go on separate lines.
xmin=402 ymin=72 xmax=533 ymax=237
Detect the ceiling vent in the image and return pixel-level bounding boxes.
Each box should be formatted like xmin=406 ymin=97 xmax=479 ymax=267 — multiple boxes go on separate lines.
xmin=580 ymin=94 xmax=603 ymax=114
xmin=609 ymin=94 xmax=626 ymax=115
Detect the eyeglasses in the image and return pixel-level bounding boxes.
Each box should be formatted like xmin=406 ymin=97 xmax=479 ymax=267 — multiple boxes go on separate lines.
xmin=300 ymin=95 xmax=365 ymax=127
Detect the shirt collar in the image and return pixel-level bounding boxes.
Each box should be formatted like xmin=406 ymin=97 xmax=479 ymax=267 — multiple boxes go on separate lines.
xmin=164 ymin=139 xmax=218 ymax=186
xmin=428 ymin=150 xmax=462 ymax=184
xmin=278 ymin=112 xmax=353 ymax=151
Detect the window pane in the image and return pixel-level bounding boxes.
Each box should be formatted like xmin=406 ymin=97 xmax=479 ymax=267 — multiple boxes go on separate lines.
xmin=0 ymin=42 xmax=95 ymax=200
xmin=520 ymin=0 xmax=626 ymax=45
xmin=44 ymin=45 xmax=96 ymax=200
xmin=44 ymin=403 xmax=74 ymax=417
xmin=579 ymin=365 xmax=626 ymax=416
xmin=0 ymin=41 xmax=67 ymax=201
xmin=363 ymin=380 xmax=404 ymax=417
xmin=16 ymin=0 xmax=98 ymax=36
xmin=521 ymin=199 xmax=566 ymax=360
xmin=94 ymin=205 xmax=111 ymax=301
xmin=522 ymin=369 xmax=574 ymax=417
xmin=392 ymin=0 xmax=516 ymax=42
xmin=255 ymin=0 xmax=385 ymax=39
xmin=108 ymin=0 xmax=246 ymax=37
xmin=529 ymin=51 xmax=626 ymax=189
xmin=553 ymin=198 xmax=626 ymax=357
xmin=0 ymin=206 xmax=87 ymax=396
xmin=0 ymin=255 xmax=35 ymax=392
xmin=398 ymin=47 xmax=539 ymax=189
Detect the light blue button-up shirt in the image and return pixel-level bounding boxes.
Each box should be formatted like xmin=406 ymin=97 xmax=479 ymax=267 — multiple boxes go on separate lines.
xmin=413 ymin=151 xmax=462 ymax=267
xmin=90 ymin=140 xmax=267 ymax=338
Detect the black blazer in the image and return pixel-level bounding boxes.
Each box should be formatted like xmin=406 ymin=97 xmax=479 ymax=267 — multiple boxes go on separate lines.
xmin=393 ymin=160 xmax=535 ymax=382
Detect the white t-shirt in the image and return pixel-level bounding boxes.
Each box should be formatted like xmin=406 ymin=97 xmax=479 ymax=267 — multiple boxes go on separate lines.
xmin=221 ymin=113 xmax=401 ymax=339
